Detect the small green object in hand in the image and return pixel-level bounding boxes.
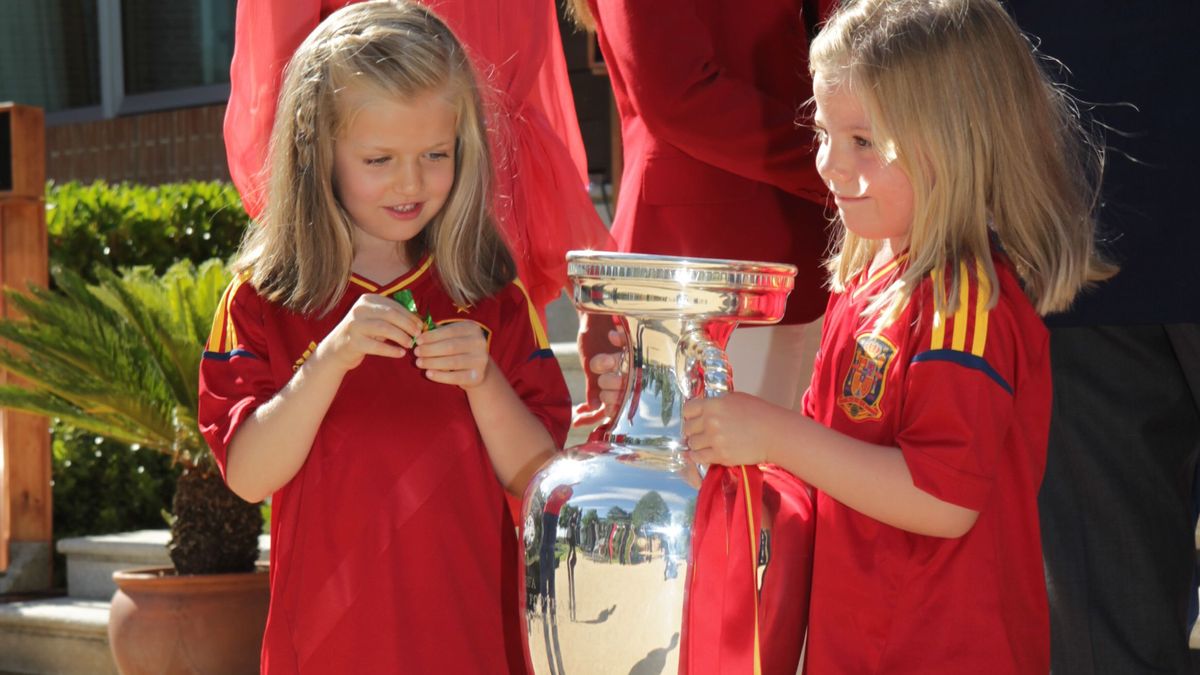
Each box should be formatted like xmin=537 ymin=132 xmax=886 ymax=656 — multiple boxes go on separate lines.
xmin=392 ymin=289 xmax=418 ymax=314
xmin=391 ymin=289 xmax=436 ymax=345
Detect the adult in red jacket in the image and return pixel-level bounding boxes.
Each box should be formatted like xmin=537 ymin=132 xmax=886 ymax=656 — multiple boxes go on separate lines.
xmin=576 ymin=0 xmax=835 ymax=414
xmin=224 ymin=0 xmax=614 ymax=317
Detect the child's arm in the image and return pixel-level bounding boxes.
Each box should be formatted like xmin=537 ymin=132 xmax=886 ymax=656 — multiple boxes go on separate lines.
xmin=224 ymin=295 xmax=424 ymax=503
xmin=413 ymin=322 xmax=556 ymax=496
xmin=682 ymin=393 xmax=980 ymax=538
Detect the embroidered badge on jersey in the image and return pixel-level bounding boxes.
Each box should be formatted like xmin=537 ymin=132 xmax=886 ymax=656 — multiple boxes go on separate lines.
xmin=837 ymin=334 xmax=898 ymax=422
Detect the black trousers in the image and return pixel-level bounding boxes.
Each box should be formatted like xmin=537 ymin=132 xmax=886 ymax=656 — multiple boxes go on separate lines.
xmin=1041 ymin=324 xmax=1200 ymax=674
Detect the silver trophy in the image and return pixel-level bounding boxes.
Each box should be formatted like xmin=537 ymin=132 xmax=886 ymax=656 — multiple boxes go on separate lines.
xmin=521 ymin=251 xmax=797 ymax=675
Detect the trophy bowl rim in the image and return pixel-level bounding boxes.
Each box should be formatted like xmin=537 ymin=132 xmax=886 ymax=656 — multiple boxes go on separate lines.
xmin=566 ymin=250 xmax=798 ymax=291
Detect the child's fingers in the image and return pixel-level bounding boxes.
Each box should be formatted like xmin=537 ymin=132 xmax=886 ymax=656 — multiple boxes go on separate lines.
xmin=423 ymin=366 xmax=486 ymax=387
xmin=412 ymin=324 xmax=489 ymax=388
xmin=684 ymin=447 xmax=714 ymax=467
xmin=360 ymin=318 xmax=418 ymax=349
xmin=414 ymin=352 xmax=484 ymax=373
xmin=588 ymin=352 xmax=619 ymax=376
xmin=361 ymin=294 xmax=425 ymax=336
xmin=415 ymin=320 xmax=485 ymax=344
xmin=597 ymin=372 xmax=623 ymax=407
xmin=351 ymin=331 xmax=407 ymax=359
xmin=413 ymin=323 xmax=487 ymax=358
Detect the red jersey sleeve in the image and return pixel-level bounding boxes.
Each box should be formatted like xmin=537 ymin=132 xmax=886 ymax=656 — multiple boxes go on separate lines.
xmin=198 ymin=276 xmax=278 ymax=480
xmin=894 ymin=264 xmax=1020 ymax=511
xmin=489 ymin=281 xmax=572 ymax=449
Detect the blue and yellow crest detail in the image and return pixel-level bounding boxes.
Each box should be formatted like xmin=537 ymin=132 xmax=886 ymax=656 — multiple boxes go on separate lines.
xmin=837 ymin=334 xmax=898 ymax=422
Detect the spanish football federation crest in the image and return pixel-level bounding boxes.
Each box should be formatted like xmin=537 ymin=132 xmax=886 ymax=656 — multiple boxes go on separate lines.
xmin=837 ymin=334 xmax=898 ymax=422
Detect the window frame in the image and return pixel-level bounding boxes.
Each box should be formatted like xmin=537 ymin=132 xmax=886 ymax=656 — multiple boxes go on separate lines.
xmin=45 ymin=0 xmax=231 ymax=127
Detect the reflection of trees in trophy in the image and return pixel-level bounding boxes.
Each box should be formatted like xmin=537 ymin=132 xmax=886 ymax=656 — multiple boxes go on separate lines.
xmin=632 ymin=490 xmax=670 ymax=567
xmin=641 ymin=361 xmax=678 ymax=428
xmin=632 ymin=490 xmax=670 ymax=530
xmin=581 ymin=509 xmax=600 ymax=556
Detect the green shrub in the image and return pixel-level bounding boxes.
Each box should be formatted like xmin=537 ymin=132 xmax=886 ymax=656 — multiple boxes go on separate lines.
xmin=51 ymin=420 xmax=181 ymax=587
xmin=51 ymin=420 xmax=180 ymax=541
xmin=38 ymin=181 xmax=249 ymax=561
xmin=46 ymin=181 xmax=249 ymax=281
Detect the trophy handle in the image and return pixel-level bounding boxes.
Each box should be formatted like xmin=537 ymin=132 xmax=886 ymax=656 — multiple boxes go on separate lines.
xmin=676 ymin=329 xmax=733 ymax=399
xmin=676 ymin=329 xmax=733 ymax=479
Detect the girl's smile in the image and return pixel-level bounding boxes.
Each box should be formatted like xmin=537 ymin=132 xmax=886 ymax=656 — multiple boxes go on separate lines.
xmin=385 ymin=202 xmax=424 ymax=220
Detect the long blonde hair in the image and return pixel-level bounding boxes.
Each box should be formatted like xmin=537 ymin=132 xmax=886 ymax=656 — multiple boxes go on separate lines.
xmin=235 ymin=0 xmax=514 ymax=316
xmin=811 ymin=0 xmax=1114 ymax=320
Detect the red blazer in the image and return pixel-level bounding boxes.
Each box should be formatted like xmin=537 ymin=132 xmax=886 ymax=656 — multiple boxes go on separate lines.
xmin=590 ymin=0 xmax=834 ymax=323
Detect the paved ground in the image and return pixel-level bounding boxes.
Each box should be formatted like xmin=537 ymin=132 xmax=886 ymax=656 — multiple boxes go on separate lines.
xmin=527 ymin=555 xmax=687 ymax=675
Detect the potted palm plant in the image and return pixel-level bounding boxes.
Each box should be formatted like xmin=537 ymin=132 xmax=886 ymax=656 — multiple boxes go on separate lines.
xmin=0 ymin=259 xmax=266 ymax=674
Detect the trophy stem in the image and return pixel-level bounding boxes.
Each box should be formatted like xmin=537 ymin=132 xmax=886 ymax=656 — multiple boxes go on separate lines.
xmin=603 ymin=317 xmax=734 ymax=464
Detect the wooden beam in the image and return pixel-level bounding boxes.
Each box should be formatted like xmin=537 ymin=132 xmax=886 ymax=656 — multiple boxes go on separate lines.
xmin=0 ymin=103 xmax=50 ymax=578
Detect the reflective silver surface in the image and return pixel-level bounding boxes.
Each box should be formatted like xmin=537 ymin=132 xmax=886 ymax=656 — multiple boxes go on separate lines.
xmin=522 ymin=252 xmax=796 ymax=674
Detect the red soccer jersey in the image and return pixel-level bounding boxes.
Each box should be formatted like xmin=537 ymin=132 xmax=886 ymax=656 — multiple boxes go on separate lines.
xmin=198 ymin=257 xmax=570 ymax=674
xmin=802 ymin=251 xmax=1051 ymax=674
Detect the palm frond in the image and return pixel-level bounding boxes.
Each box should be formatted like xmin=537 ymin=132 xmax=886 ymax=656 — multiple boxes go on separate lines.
xmin=0 ymin=386 xmax=170 ymax=449
xmin=0 ymin=260 xmax=232 ymax=464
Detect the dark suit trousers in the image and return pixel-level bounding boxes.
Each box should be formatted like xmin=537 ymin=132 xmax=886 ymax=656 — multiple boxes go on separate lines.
xmin=1040 ymin=324 xmax=1200 ymax=673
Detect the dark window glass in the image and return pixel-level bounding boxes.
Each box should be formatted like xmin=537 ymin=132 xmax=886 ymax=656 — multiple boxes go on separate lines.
xmin=121 ymin=0 xmax=236 ymax=95
xmin=0 ymin=0 xmax=101 ymax=113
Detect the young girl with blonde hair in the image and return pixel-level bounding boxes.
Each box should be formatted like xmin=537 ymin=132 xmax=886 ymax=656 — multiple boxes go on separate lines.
xmin=682 ymin=0 xmax=1113 ymax=670
xmin=199 ymin=2 xmax=569 ymax=671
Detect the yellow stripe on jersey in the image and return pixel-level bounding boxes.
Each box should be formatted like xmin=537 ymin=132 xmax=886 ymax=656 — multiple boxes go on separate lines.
xmin=971 ymin=259 xmax=991 ymax=357
xmin=853 ymin=252 xmax=910 ymax=298
xmin=930 ymin=267 xmax=947 ymax=350
xmin=207 ymin=273 xmax=249 ymax=353
xmin=951 ymin=261 xmax=970 ymax=351
xmin=513 ymin=279 xmax=550 ymax=350
xmin=927 ymin=260 xmax=991 ymax=356
xmin=740 ymin=466 xmax=763 ymax=675
xmin=348 ymin=276 xmax=376 ymax=292
xmin=378 ymin=257 xmax=434 ymax=297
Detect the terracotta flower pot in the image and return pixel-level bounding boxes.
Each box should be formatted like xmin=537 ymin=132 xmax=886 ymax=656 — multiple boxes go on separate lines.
xmin=108 ymin=565 xmax=269 ymax=675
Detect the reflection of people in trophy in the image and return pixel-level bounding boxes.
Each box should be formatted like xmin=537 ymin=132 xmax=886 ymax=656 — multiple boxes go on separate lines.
xmin=682 ymin=0 xmax=1114 ymax=671
xmin=662 ymin=534 xmax=678 ymax=581
xmin=539 ymin=484 xmax=574 ymax=613
xmin=607 ymin=521 xmax=619 ymax=561
xmin=538 ymin=485 xmax=574 ymax=675
xmin=566 ymin=509 xmax=580 ymax=621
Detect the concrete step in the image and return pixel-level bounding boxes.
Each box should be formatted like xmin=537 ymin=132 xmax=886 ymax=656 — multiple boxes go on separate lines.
xmin=0 ymin=597 xmax=117 ymax=675
xmin=57 ymin=530 xmax=271 ymax=601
